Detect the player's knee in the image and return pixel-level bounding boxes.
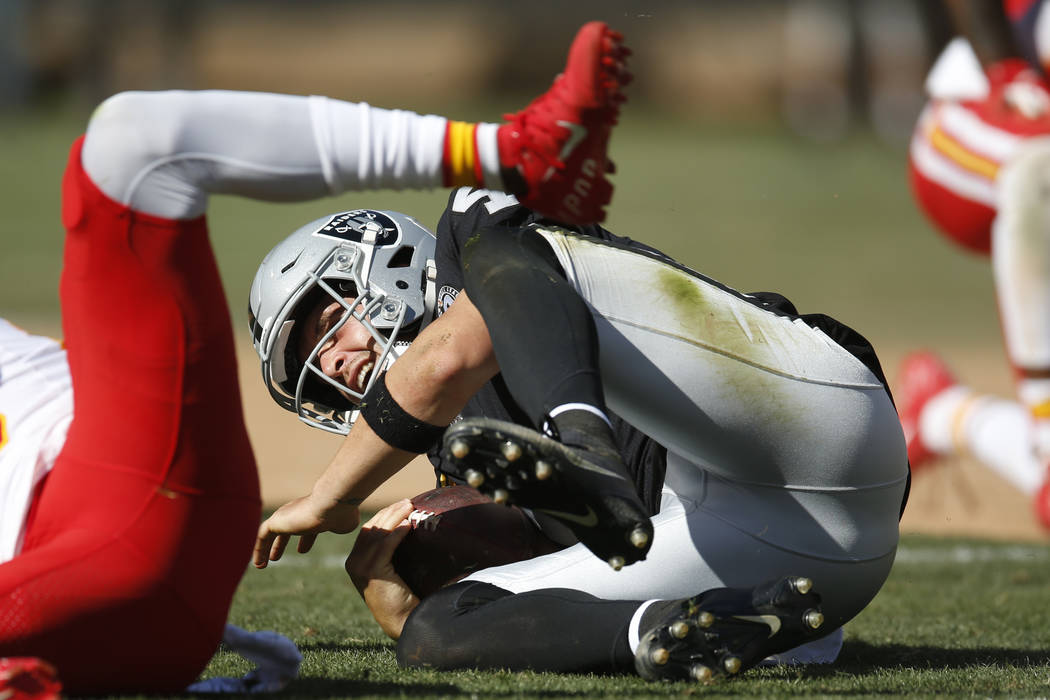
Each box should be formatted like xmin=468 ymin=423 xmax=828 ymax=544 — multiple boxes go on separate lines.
xmin=396 ymin=587 xmax=462 ymax=668
xmin=82 ymin=91 xmax=199 ymax=214
xmin=397 ymin=581 xmax=509 ymax=669
xmin=84 ymin=91 xmax=179 ymax=162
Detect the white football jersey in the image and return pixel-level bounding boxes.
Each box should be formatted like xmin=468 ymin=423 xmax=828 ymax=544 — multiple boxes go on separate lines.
xmin=0 ymin=319 xmax=72 ymax=563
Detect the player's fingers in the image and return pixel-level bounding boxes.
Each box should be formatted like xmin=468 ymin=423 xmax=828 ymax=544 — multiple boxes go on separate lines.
xmin=347 ymin=501 xmax=412 ymax=570
xmin=253 ymin=524 xmax=276 ymax=569
xmin=369 ymin=499 xmax=414 ymax=531
xmin=372 ymin=517 xmax=412 ymax=562
xmin=297 ymin=533 xmax=317 ymax=555
xmin=268 ymin=534 xmax=290 ymax=563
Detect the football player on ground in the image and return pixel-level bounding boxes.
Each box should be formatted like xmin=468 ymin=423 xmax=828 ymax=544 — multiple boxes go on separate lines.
xmin=902 ymin=0 xmax=1050 ymax=529
xmin=0 ymin=21 xmax=624 ymax=694
xmin=251 ymin=66 xmax=908 ymax=685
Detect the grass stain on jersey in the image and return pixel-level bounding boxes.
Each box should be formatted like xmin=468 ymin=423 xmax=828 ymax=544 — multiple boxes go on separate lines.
xmin=461 ymin=232 xmax=484 ymax=273
xmin=653 ymin=265 xmax=805 ymax=440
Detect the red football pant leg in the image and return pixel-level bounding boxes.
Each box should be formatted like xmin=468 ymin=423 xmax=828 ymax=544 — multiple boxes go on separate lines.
xmin=0 ymin=136 xmax=261 ymax=693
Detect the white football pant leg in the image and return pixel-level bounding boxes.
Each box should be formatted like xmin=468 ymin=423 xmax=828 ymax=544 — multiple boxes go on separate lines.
xmin=994 ymin=137 xmax=1050 ymax=459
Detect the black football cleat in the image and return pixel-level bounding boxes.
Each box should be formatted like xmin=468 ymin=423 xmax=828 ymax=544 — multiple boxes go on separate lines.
xmin=442 ymin=416 xmax=653 ymax=569
xmin=635 ymin=576 xmax=825 ymax=683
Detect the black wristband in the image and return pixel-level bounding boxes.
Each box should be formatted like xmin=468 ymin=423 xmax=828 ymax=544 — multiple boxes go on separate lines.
xmin=359 ymin=372 xmax=446 ymax=453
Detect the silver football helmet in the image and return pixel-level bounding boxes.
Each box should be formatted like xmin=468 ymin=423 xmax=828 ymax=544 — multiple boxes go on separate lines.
xmin=249 ymin=209 xmax=437 ymax=434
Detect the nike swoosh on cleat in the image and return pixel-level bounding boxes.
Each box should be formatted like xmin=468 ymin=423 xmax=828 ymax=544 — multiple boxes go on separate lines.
xmin=556 ymin=120 xmax=589 ymax=160
xmin=732 ymin=614 xmax=782 ymax=638
xmin=536 ymin=504 xmax=600 ymax=527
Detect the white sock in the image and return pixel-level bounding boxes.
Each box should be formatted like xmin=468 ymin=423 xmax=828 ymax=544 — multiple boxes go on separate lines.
xmin=627 ymin=600 xmax=659 ymax=654
xmin=921 ymin=385 xmax=1044 ymax=494
xmin=547 ymin=403 xmax=614 ymax=429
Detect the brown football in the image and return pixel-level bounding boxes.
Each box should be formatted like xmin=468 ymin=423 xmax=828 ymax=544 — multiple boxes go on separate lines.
xmin=392 ymin=484 xmax=562 ymax=597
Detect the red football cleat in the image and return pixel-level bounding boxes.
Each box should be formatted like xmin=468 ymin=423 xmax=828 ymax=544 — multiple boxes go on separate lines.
xmin=897 ymin=351 xmax=958 ymax=471
xmin=1035 ymin=475 xmax=1050 ymax=531
xmin=0 ymin=658 xmax=62 ymax=700
xmin=497 ymin=21 xmax=631 ymax=225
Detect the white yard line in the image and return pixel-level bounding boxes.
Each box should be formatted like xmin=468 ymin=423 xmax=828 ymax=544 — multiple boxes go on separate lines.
xmin=892 ymin=543 xmax=1049 ymax=565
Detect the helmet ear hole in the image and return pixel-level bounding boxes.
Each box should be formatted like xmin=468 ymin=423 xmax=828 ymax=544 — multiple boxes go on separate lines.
xmin=387 ymin=245 xmax=415 ymax=268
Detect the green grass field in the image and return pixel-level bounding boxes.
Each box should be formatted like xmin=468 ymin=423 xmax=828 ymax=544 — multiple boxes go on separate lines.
xmin=181 ymin=530 xmax=1050 ymax=699
xmin=3 ymin=105 xmax=1045 ymax=697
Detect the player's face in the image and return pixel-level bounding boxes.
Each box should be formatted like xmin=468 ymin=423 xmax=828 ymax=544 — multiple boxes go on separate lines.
xmin=297 ymin=297 xmax=378 ymax=395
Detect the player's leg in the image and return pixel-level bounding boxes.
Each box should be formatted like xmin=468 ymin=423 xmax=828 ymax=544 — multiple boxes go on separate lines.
xmin=532 ymin=228 xmax=907 ymax=497
xmin=461 ymin=450 xmax=897 ymax=629
xmin=897 ymin=352 xmax=1050 ymax=528
xmin=459 ymin=228 xmax=905 ymax=628
xmin=994 ymin=138 xmax=1050 ymax=471
xmin=0 ymin=134 xmax=262 ymax=692
xmin=399 ymin=568 xmax=829 ymax=682
xmin=410 ymin=443 xmax=891 ymax=678
xmin=399 ymin=582 xmax=639 ymax=673
xmin=449 ymin=225 xmax=653 ymax=568
xmin=80 ymin=20 xmax=630 ymax=226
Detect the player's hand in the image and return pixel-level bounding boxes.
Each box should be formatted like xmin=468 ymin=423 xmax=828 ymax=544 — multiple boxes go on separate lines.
xmin=253 ymin=494 xmax=360 ymax=569
xmin=345 ymin=499 xmax=420 ymax=640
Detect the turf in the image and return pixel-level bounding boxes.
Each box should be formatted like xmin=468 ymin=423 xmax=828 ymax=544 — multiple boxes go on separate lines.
xmin=167 ymin=531 xmax=1050 ymax=699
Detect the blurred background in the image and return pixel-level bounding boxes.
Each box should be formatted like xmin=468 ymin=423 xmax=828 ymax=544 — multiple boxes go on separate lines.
xmin=1 ymin=0 xmax=1037 ymax=539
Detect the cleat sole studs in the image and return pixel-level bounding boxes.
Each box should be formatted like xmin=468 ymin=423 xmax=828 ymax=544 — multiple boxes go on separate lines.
xmin=804 ymin=609 xmax=824 ymax=630
xmin=465 ymin=469 xmax=485 ymax=488
xmin=650 ymin=648 xmax=669 ymax=666
xmin=608 ymin=555 xmax=625 ymax=571
xmin=449 ymin=438 xmax=471 ymax=459
xmin=669 ymin=620 xmax=690 ymax=639
xmin=492 ymin=488 xmax=509 ymax=504
xmin=723 ymin=656 xmax=742 ymax=675
xmin=792 ymin=577 xmax=812 ymax=595
xmin=535 ymin=460 xmax=553 ymax=480
xmin=449 ymin=438 xmax=470 ymax=459
xmin=500 ymin=440 xmax=523 ymax=462
xmin=629 ymin=526 xmax=649 ymax=549
xmin=697 ymin=611 xmax=714 ymax=628
xmin=691 ymin=664 xmax=713 ymax=682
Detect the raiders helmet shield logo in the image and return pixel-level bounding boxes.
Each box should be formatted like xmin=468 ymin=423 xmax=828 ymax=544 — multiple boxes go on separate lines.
xmin=315 ymin=210 xmax=401 ymax=247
